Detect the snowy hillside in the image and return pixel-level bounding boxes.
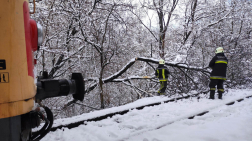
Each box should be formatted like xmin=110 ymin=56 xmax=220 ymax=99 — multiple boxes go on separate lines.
xmin=42 ymin=89 xmax=252 ymax=141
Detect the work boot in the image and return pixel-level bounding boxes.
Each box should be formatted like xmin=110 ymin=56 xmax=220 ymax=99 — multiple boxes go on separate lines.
xmin=209 ymin=90 xmax=215 ymax=99
xmin=218 ymin=92 xmax=223 ymax=99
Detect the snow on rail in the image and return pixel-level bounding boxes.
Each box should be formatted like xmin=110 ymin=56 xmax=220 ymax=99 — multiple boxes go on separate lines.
xmin=41 ymin=89 xmax=252 ymax=141
xmin=51 ymin=93 xmax=193 ymax=130
xmin=51 ymin=89 xmax=251 ymax=131
xmin=117 ymin=91 xmax=252 ymax=141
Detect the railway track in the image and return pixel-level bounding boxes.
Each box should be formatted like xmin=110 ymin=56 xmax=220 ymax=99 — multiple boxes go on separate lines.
xmin=117 ymin=94 xmax=252 ymax=141
xmin=50 ymin=93 xmax=252 ymax=132
xmin=50 ymin=93 xmax=202 ymax=131
xmin=156 ymin=94 xmax=252 ymax=129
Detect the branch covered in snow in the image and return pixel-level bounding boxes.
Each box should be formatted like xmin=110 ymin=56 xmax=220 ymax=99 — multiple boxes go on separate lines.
xmin=135 ymin=57 xmax=210 ymax=74
xmin=85 ymin=57 xmax=210 ymax=94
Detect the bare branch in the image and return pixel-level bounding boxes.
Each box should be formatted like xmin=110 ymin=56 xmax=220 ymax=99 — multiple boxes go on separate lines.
xmin=129 ymin=10 xmax=158 ymax=42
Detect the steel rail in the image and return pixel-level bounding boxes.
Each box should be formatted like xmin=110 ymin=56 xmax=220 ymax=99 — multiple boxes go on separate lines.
xmin=50 ymin=94 xmax=252 ymax=132
xmin=50 ymin=93 xmax=201 ymax=131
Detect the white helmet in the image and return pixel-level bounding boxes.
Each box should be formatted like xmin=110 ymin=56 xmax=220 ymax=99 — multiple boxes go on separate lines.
xmin=215 ymin=47 xmax=224 ymax=54
xmin=159 ymin=59 xmax=165 ymax=64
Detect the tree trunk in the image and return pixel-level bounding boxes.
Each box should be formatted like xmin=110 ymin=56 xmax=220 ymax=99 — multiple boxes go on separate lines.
xmin=99 ymin=77 xmax=105 ymax=109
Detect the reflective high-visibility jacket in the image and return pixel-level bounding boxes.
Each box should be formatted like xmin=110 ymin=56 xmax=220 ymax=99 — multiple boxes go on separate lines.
xmin=155 ymin=64 xmax=170 ymax=81
xmin=209 ymin=53 xmax=228 ymax=80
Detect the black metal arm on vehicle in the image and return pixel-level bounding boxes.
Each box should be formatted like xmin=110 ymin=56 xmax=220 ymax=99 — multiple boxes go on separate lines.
xmin=36 ymin=72 xmax=85 ymax=101
xmin=19 ymin=72 xmax=85 ymax=141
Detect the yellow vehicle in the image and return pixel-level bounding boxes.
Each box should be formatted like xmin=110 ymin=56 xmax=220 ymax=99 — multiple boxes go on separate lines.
xmin=0 ymin=1 xmax=84 ymax=141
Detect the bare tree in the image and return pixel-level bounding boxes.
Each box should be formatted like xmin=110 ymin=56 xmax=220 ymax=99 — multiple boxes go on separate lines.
xmin=31 ymin=0 xmax=252 ymax=119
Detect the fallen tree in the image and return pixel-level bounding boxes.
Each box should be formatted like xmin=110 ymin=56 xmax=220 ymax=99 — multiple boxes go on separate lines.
xmin=84 ymin=57 xmax=210 ymax=95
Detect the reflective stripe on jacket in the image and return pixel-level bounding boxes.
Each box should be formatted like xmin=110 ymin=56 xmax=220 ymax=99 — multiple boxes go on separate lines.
xmin=209 ymin=53 xmax=228 ymax=80
xmin=155 ymin=64 xmax=170 ymax=81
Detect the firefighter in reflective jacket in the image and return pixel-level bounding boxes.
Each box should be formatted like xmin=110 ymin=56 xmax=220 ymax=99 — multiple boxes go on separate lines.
xmin=209 ymin=47 xmax=228 ymax=99
xmin=155 ymin=59 xmax=170 ymax=95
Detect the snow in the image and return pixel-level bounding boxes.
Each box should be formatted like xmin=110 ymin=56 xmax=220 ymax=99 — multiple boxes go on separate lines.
xmin=41 ymin=89 xmax=252 ymax=141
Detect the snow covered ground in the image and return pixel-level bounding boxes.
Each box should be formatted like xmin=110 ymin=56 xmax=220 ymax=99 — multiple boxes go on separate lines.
xmin=41 ymin=89 xmax=252 ymax=141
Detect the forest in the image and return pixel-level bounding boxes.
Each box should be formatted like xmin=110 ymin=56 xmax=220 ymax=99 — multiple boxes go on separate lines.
xmin=31 ymin=0 xmax=252 ymax=119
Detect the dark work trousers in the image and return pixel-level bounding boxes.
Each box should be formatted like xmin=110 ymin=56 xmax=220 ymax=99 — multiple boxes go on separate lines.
xmin=158 ymin=81 xmax=167 ymax=95
xmin=209 ymin=79 xmax=224 ymax=99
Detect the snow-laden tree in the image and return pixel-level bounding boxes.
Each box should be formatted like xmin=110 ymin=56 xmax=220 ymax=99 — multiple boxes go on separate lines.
xmin=30 ymin=0 xmax=252 ymax=118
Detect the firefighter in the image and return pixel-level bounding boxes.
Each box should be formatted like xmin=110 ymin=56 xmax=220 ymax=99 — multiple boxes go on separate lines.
xmin=155 ymin=59 xmax=170 ymax=95
xmin=209 ymin=47 xmax=228 ymax=99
